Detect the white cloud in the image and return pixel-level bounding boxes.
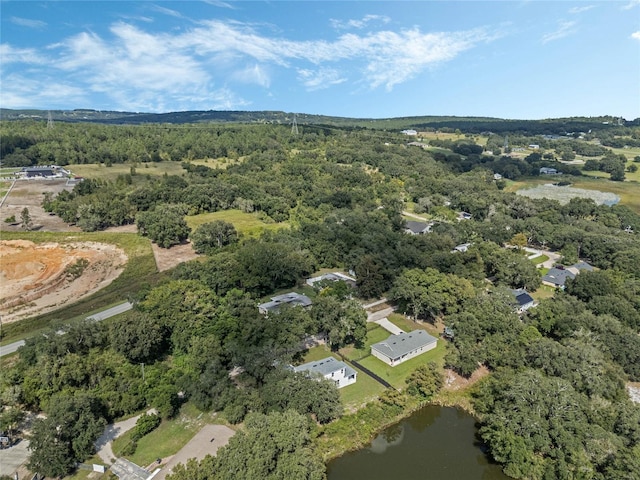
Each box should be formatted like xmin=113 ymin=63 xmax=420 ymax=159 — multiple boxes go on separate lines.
xmin=232 ymin=64 xmax=271 ymax=87
xmin=568 ymin=5 xmax=594 ymax=14
xmin=631 ymin=31 xmax=640 ymax=40
xmin=149 ymin=5 xmax=185 ymax=18
xmin=10 ymin=16 xmax=47 ymax=29
xmin=0 ymin=44 xmax=47 ymax=65
xmin=0 ymin=74 xmax=88 ymax=109
xmin=202 ymin=0 xmax=236 ymax=9
xmin=1 ymin=18 xmax=500 ymax=111
xmin=330 ymin=15 xmax=391 ymax=30
xmin=622 ymin=0 xmax=640 ymax=9
xmin=297 ymin=67 xmax=346 ymax=91
xmin=541 ymin=21 xmax=577 ymax=44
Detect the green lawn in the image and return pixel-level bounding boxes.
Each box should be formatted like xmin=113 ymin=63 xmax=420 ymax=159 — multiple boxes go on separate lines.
xmin=112 ymin=404 xmax=217 ymax=467
xmin=70 ymin=161 xmax=187 ymax=181
xmin=531 ymin=284 xmax=556 ymax=301
xmin=358 ymin=340 xmax=447 ymax=390
xmin=341 ymin=324 xmax=390 ymax=361
xmin=386 ymin=313 xmax=441 ymax=337
xmin=186 ymin=209 xmax=288 ymax=237
xmin=530 ymin=254 xmax=549 ymax=265
xmin=298 ymin=346 xmax=385 ymax=408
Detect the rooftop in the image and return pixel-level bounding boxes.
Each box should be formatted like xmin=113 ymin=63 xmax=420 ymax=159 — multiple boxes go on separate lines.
xmin=371 ymin=330 xmax=438 ymax=359
xmin=293 ymin=356 xmax=355 ymax=378
xmin=258 ymin=292 xmax=312 ymax=313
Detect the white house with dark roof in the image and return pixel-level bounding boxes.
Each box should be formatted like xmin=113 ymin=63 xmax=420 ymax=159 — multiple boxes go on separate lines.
xmin=371 ymin=330 xmax=438 ymax=367
xmin=510 ymin=289 xmax=536 ymax=313
xmin=292 ymin=357 xmax=357 ymax=388
xmin=258 ymin=292 xmax=312 ymax=315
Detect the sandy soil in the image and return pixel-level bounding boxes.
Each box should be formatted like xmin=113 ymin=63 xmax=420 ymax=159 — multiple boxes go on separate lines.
xmin=0 ymin=178 xmax=81 ymax=232
xmin=443 ymin=365 xmax=490 ymax=391
xmin=0 ymin=240 xmax=127 ymax=323
xmin=151 ymin=241 xmax=199 ymax=272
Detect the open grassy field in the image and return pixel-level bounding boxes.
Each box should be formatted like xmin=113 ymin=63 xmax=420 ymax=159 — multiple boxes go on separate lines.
xmin=418 ymin=131 xmax=489 ymax=146
xmin=0 ymin=231 xmax=161 ymax=343
xmin=69 ymin=161 xmax=187 ymax=181
xmin=341 ymin=324 xmax=390 ymax=362
xmin=186 ymin=209 xmax=288 ymax=237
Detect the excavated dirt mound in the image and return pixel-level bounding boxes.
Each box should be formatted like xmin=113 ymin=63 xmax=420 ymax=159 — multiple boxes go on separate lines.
xmin=0 ymin=240 xmax=127 ymax=323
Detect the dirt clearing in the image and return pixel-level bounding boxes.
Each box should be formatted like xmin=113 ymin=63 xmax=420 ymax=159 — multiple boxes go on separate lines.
xmin=0 ymin=240 xmax=127 ymax=323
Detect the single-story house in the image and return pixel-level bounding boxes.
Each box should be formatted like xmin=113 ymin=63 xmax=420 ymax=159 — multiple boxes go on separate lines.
xmin=306 ymin=272 xmax=356 ymax=288
xmin=529 ymin=144 xmax=540 ymax=150
xmin=540 ymin=167 xmax=559 ymax=175
xmin=493 ymin=173 xmax=503 ymax=180
xmin=452 ymin=242 xmax=473 ymax=253
xmin=404 ymin=220 xmax=433 ymax=235
xmin=23 ymin=167 xmax=55 ymax=178
xmin=542 ymin=267 xmax=576 ymax=289
xmin=458 ymin=212 xmax=473 ymax=221
xmin=542 ymin=261 xmax=594 ymax=289
xmin=401 ymin=129 xmax=418 ymax=136
xmin=510 ymin=289 xmax=536 ymax=313
xmin=292 ymin=357 xmax=356 ymax=388
xmin=258 ymin=292 xmax=312 ymax=315
xmin=371 ymin=330 xmax=438 ymax=367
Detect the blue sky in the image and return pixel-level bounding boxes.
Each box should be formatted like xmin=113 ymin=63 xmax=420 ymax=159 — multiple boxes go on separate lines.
xmin=1 ymin=1 xmax=639 ymax=119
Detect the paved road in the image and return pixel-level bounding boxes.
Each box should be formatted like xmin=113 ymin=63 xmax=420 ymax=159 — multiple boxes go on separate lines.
xmin=95 ymin=408 xmax=158 ymax=464
xmin=0 ymin=438 xmax=29 ymax=476
xmin=0 ymin=301 xmax=133 ymax=358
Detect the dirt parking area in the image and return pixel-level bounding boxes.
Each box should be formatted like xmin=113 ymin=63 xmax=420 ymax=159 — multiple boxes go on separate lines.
xmin=0 ymin=178 xmax=80 ymax=232
xmin=152 ymin=424 xmax=235 ymax=480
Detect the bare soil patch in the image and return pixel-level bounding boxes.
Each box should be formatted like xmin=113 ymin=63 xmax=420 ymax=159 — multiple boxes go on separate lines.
xmin=151 ymin=241 xmax=199 ymax=272
xmin=443 ymin=365 xmax=490 ymax=392
xmin=0 ymin=179 xmax=80 ymax=232
xmin=0 ymin=240 xmax=127 ymax=323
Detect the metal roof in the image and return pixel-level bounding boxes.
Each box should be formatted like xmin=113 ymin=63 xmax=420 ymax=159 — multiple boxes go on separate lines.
xmin=293 ymin=357 xmax=355 ymax=378
xmin=371 ymin=330 xmax=437 ymax=360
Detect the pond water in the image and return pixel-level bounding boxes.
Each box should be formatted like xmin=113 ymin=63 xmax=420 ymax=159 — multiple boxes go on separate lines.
xmin=327 ymin=406 xmax=510 ymax=480
xmin=516 ymin=183 xmax=620 ymax=206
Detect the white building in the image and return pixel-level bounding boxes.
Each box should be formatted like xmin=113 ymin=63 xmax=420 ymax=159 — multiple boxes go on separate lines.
xmin=371 ymin=330 xmax=438 ymax=367
xmin=292 ymin=357 xmax=357 ymax=388
xmin=306 ymin=272 xmax=356 ymax=288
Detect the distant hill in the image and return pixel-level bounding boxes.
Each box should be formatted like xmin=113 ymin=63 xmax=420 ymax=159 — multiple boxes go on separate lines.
xmin=1 ymin=108 xmax=636 ymax=134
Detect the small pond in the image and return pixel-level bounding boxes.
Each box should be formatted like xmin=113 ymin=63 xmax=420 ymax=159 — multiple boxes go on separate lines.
xmin=327 ymin=406 xmax=510 ymax=480
xmin=516 ymin=183 xmax=619 ymax=206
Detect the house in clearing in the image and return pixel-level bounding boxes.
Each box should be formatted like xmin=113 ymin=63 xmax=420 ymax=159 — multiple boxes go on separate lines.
xmin=306 ymin=272 xmax=356 ymax=288
xmin=371 ymin=330 xmax=438 ymax=367
xmin=292 ymin=357 xmax=357 ymax=388
xmin=510 ymin=288 xmax=536 ymax=313
xmin=258 ymin=292 xmax=312 ymax=315
xmin=404 ymin=220 xmax=433 ymax=235
xmin=542 ymin=261 xmax=594 ymax=289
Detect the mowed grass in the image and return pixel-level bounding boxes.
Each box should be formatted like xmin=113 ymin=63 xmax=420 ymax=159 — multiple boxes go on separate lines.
xmin=186 ymin=209 xmax=288 ymax=237
xmin=70 ymin=161 xmax=187 ymax=181
xmin=299 ymin=346 xmax=385 ymax=408
xmin=112 ymin=404 xmax=215 ymax=467
xmin=0 ymin=230 xmax=160 ymax=343
xmin=358 ymin=340 xmax=447 ymax=390
xmin=341 ymin=324 xmax=390 ymax=362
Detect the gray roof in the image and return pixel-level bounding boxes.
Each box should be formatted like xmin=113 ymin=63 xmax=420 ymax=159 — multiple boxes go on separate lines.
xmin=404 ymin=221 xmax=431 ymax=234
xmin=571 ymin=261 xmax=594 ymax=272
xmin=258 ymin=292 xmax=312 ymax=313
xmin=542 ymin=267 xmax=576 ymax=287
xmin=371 ymin=330 xmax=437 ymax=359
xmin=293 ymin=357 xmax=356 ymax=378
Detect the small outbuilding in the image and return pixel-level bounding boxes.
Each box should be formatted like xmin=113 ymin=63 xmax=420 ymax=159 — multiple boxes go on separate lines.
xmin=371 ymin=330 xmax=438 ymax=367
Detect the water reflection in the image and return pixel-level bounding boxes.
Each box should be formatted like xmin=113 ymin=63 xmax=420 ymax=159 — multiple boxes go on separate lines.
xmin=327 ymin=406 xmax=510 ymax=480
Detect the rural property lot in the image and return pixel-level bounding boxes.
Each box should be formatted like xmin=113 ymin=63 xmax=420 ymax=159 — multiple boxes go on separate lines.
xmin=0 ymin=178 xmax=79 ymax=232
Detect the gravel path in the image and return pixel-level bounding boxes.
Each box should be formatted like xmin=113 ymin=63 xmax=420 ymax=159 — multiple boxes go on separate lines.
xmin=95 ymin=409 xmax=157 ymax=464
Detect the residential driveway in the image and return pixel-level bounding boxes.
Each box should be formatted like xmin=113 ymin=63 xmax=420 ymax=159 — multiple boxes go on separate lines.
xmin=367 ymin=307 xmax=395 ymax=323
xmin=523 ymin=247 xmax=561 ymax=269
xmin=152 ymin=425 xmax=235 ymax=480
xmin=95 ymin=409 xmax=157 ymax=464
xmin=375 ymin=318 xmax=405 ymax=335
xmin=0 ymin=438 xmax=29 ymax=476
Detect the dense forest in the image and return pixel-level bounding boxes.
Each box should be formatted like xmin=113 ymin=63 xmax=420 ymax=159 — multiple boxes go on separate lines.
xmin=1 ymin=117 xmax=640 ymax=480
